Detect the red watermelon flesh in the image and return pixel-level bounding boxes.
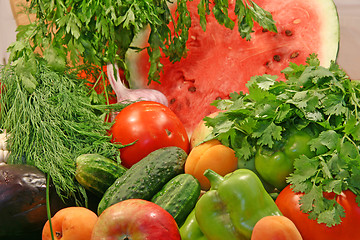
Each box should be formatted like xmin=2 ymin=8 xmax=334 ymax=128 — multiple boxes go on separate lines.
xmin=127 ymin=0 xmax=339 ymax=134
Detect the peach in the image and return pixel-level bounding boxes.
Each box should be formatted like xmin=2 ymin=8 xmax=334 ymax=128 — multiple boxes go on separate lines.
xmin=185 ymin=139 xmax=238 ymax=190
xmin=42 ymin=207 xmax=98 ymax=240
xmin=251 ymin=215 xmax=303 ymax=240
xmin=190 ymin=111 xmax=221 ymax=149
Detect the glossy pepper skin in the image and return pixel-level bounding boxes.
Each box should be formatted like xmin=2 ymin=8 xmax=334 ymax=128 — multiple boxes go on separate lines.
xmin=255 ymin=131 xmax=315 ymax=190
xmin=195 ymin=169 xmax=282 ymax=240
xmin=179 ymin=209 xmax=207 ymax=240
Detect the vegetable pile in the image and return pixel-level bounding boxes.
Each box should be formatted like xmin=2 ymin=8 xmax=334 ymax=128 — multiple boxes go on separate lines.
xmin=1 ymin=0 xmax=360 ymax=240
xmin=1 ymin=0 xmax=276 ymax=204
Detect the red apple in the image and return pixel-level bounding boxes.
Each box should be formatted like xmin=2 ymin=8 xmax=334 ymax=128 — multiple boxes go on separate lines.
xmin=91 ymin=199 xmax=181 ymax=240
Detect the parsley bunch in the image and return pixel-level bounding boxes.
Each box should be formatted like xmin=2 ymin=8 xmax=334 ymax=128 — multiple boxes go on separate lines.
xmin=205 ymin=54 xmax=360 ymax=227
xmin=198 ymin=0 xmax=277 ymax=40
xmin=9 ymin=0 xmax=276 ymax=88
xmin=9 ymin=0 xmax=193 ymax=87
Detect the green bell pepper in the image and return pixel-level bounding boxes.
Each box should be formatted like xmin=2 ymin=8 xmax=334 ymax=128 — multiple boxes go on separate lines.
xmin=195 ymin=168 xmax=282 ymax=240
xmin=254 ymin=131 xmax=315 ymax=190
xmin=179 ymin=209 xmax=207 ymax=240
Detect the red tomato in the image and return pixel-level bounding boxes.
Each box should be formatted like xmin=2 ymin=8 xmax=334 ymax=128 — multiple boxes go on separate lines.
xmin=275 ymin=185 xmax=360 ymax=240
xmin=110 ymin=101 xmax=189 ymax=168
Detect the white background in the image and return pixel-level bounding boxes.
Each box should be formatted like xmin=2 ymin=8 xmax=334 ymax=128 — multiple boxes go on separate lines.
xmin=0 ymin=0 xmax=17 ymax=66
xmin=1 ymin=0 xmax=359 ymax=79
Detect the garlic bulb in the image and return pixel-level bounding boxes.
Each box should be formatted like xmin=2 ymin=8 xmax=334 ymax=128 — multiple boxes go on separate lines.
xmin=0 ymin=130 xmax=10 ymax=164
xmin=107 ymin=64 xmax=168 ymax=106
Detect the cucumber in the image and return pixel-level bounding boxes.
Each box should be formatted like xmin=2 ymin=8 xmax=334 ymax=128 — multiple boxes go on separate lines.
xmin=151 ymin=173 xmax=201 ymax=227
xmin=75 ymin=154 xmax=127 ymax=197
xmin=98 ymin=146 xmax=187 ymax=215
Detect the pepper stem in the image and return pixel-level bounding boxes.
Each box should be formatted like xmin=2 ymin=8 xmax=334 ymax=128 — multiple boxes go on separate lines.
xmin=204 ymin=169 xmax=224 ymax=190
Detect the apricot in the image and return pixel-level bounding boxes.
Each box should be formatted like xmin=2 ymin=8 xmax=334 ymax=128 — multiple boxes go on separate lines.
xmin=42 ymin=207 xmax=98 ymax=240
xmin=190 ymin=111 xmax=221 ymax=149
xmin=185 ymin=139 xmax=238 ymax=190
xmin=251 ymin=215 xmax=303 ymax=240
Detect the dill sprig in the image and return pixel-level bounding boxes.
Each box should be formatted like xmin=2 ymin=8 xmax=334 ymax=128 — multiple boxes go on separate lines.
xmin=0 ymin=59 xmax=123 ymax=204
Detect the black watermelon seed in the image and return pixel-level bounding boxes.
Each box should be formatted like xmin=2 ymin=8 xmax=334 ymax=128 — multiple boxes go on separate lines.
xmin=188 ymin=86 xmax=196 ymax=92
xmin=285 ymin=30 xmax=293 ymax=36
xmin=273 ymin=55 xmax=281 ymax=62
xmin=290 ymin=52 xmax=300 ymax=59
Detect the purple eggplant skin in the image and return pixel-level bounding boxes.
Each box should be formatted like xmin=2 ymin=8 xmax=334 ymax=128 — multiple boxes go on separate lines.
xmin=0 ymin=164 xmax=66 ymax=237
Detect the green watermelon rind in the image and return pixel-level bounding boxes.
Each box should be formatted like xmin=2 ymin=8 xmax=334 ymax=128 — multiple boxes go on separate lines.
xmin=125 ymin=26 xmax=152 ymax=89
xmin=315 ymin=0 xmax=340 ymax=67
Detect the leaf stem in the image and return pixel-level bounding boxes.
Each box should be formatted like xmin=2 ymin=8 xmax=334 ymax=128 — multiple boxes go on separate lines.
xmin=46 ymin=174 xmax=55 ymax=240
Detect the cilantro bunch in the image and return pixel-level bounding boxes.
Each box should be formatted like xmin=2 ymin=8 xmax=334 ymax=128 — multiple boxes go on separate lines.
xmin=205 ymin=54 xmax=360 ymax=227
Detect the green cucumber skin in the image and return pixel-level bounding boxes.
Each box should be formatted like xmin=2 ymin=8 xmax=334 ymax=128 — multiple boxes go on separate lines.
xmin=151 ymin=173 xmax=201 ymax=227
xmin=98 ymin=146 xmax=188 ymax=215
xmin=75 ymin=154 xmax=127 ymax=197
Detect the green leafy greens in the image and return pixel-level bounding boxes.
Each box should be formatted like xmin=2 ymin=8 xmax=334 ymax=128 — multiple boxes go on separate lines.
xmin=205 ymin=54 xmax=360 ymax=227
xmin=198 ymin=0 xmax=277 ymax=40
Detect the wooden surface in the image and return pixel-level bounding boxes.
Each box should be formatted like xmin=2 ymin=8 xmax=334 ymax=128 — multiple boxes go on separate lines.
xmin=10 ymin=0 xmax=35 ymax=26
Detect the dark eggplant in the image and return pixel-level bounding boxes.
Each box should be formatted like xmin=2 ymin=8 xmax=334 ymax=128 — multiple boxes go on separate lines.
xmin=0 ymin=164 xmax=66 ymax=237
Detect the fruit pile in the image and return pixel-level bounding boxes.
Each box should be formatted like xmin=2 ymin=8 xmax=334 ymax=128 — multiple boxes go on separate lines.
xmin=1 ymin=0 xmax=360 ymax=240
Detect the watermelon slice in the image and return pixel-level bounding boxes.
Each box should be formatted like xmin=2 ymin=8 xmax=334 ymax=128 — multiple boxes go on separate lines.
xmin=127 ymin=0 xmax=339 ymax=134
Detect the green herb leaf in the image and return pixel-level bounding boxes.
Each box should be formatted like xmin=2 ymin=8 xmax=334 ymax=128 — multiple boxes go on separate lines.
xmin=252 ymin=122 xmax=282 ymax=148
xmin=309 ymin=130 xmax=340 ymax=153
xmin=299 ymin=185 xmax=323 ymax=213
xmin=317 ymin=203 xmax=345 ymax=227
